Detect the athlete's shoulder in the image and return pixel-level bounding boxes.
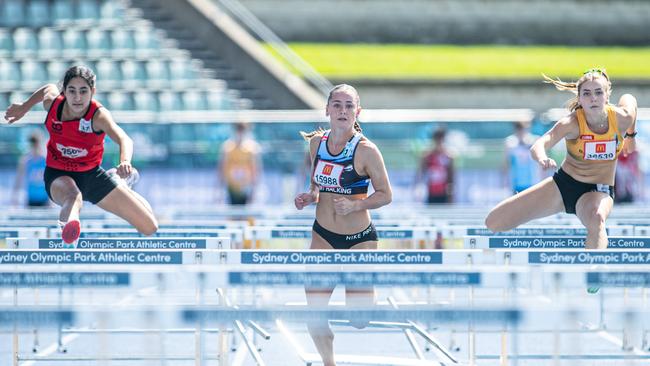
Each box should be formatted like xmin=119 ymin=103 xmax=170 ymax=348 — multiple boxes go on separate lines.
xmin=222 ymin=139 xmax=236 ymax=152
xmin=356 ymin=137 xmax=381 ymax=158
xmin=504 ymin=134 xmax=519 ymax=148
xmin=242 ymin=139 xmax=261 ymax=153
xmin=609 ymin=103 xmax=635 ymax=123
xmin=308 ymin=133 xmax=324 ymax=147
xmin=555 ymin=110 xmax=579 ymax=128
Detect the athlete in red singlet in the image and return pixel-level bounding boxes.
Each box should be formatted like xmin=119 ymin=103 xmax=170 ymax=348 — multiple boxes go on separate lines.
xmin=4 ymin=65 xmax=158 ymax=244
xmin=417 ymin=127 xmax=454 ymax=203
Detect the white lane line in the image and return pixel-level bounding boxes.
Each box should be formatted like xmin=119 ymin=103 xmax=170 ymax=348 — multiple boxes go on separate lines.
xmin=594 ymin=328 xmax=650 ymax=356
xmin=20 ymin=332 xmax=81 ymax=366
xmin=19 ymin=285 xmax=159 ymax=364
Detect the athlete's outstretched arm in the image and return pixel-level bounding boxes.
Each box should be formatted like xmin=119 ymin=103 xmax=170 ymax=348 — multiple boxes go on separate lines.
xmin=4 ymin=84 xmax=59 ymax=124
xmin=618 ymin=94 xmax=638 ymax=156
xmin=530 ymin=115 xmax=577 ymax=170
xmin=93 ymin=108 xmax=134 ymax=178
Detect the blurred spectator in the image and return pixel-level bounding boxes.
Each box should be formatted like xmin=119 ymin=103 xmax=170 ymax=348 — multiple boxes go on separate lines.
xmin=503 ymin=120 xmax=541 ymax=194
xmin=416 ymin=127 xmax=454 ymax=203
xmin=615 ymin=150 xmax=642 ymax=203
xmin=218 ymin=121 xmax=261 ymax=205
xmin=12 ymin=129 xmax=49 ymax=207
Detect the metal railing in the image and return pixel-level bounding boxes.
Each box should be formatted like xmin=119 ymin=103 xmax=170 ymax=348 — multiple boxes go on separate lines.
xmin=215 ymin=0 xmax=333 ymax=96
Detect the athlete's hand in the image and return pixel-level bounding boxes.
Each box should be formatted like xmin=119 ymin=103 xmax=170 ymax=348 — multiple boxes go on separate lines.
xmin=622 ymin=137 xmax=636 ymax=157
xmin=4 ymin=103 xmax=28 ymax=124
xmin=294 ymin=192 xmax=317 ymax=210
xmin=538 ymin=158 xmax=557 ymax=170
xmin=333 ymin=197 xmax=358 ymax=216
xmin=115 ymin=160 xmax=133 ymax=178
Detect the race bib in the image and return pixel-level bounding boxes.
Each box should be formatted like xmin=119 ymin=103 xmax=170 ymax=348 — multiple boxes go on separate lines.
xmin=56 ymin=143 xmax=88 ymax=159
xmin=78 ymin=118 xmax=93 ymax=133
xmin=313 ymin=160 xmax=344 ymax=188
xmin=584 ymin=140 xmax=616 ymax=160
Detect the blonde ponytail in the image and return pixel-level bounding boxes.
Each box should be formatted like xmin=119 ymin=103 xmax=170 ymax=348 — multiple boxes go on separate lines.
xmin=543 ymin=69 xmax=612 ymax=112
xmin=542 ymin=73 xmax=580 ymax=112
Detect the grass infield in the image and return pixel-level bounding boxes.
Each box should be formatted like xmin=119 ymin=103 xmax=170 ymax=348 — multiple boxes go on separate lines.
xmin=266 ymin=43 xmax=650 ymax=80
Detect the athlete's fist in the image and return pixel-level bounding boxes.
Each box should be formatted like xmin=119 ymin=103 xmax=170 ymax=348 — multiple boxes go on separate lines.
xmin=294 ymin=192 xmax=317 ymax=210
xmin=4 ymin=103 xmax=28 ymax=124
xmin=333 ymin=197 xmax=358 ymax=216
xmin=538 ymin=158 xmax=557 ymax=170
xmin=115 ymin=160 xmax=133 ymax=178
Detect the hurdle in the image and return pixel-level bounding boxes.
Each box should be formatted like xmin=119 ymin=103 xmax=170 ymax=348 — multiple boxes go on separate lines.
xmin=244 ymin=226 xmax=434 ymax=249
xmin=75 ymin=228 xmax=244 ymax=247
xmin=2 ymin=260 xmax=649 ymax=364
xmin=461 ymin=232 xmax=650 ymax=358
xmin=7 ymin=236 xmax=230 ymax=250
xmin=464 ymin=236 xmax=650 ymax=249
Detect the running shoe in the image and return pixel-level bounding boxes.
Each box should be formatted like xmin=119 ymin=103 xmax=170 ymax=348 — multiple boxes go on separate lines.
xmin=61 ymin=219 xmax=81 ymax=246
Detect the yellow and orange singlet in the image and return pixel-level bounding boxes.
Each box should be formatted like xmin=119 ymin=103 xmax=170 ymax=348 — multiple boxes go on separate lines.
xmin=565 ymin=105 xmax=624 ymax=162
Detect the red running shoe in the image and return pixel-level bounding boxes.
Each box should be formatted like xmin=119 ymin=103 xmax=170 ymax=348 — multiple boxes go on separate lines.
xmin=61 ymin=220 xmax=81 ymax=245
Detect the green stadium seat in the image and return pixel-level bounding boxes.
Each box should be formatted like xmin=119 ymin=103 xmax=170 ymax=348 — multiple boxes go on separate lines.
xmin=0 ymin=60 xmax=21 ymax=90
xmin=99 ymin=0 xmax=125 ymax=21
xmin=62 ymin=28 xmax=88 ymax=57
xmin=223 ymin=89 xmax=241 ymax=110
xmin=52 ymin=0 xmax=74 ymax=24
xmin=134 ymin=29 xmax=160 ymax=54
xmin=20 ymin=60 xmax=48 ymax=89
xmin=67 ymin=60 xmax=97 ymax=77
xmin=145 ymin=59 xmax=170 ymax=88
xmin=169 ymin=59 xmax=202 ymax=88
xmin=27 ymin=0 xmax=50 ymax=27
xmin=182 ymin=90 xmax=207 ymax=111
xmin=8 ymin=92 xmax=30 ymax=108
xmin=12 ymin=28 xmax=39 ymax=58
xmin=95 ymin=59 xmax=122 ymax=88
xmin=110 ymin=28 xmax=135 ymax=57
xmin=78 ymin=0 xmax=100 ymax=21
xmin=108 ymin=91 xmax=134 ymax=110
xmin=38 ymin=28 xmax=63 ymax=58
xmin=0 ymin=29 xmax=13 ymax=57
xmin=46 ymin=60 xmax=68 ymax=83
xmin=169 ymin=59 xmax=191 ymax=80
xmin=238 ymin=98 xmax=253 ymax=110
xmin=2 ymin=0 xmax=25 ymax=27
xmin=121 ymin=60 xmax=146 ymax=88
xmin=0 ymin=92 xmax=9 ymax=110
xmin=86 ymin=28 xmax=111 ymax=57
xmin=207 ymin=89 xmax=226 ymax=111
xmin=134 ymin=90 xmax=159 ymax=112
xmin=96 ymin=91 xmax=111 ymax=108
xmin=158 ymin=91 xmax=182 ymax=111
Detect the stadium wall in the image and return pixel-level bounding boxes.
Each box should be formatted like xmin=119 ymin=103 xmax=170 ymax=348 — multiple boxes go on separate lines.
xmin=238 ymin=0 xmax=650 ymax=45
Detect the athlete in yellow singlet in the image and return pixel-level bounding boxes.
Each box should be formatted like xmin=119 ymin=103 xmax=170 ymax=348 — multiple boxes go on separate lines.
xmin=219 ymin=122 xmax=261 ymax=205
xmin=486 ymin=68 xmax=638 ymax=249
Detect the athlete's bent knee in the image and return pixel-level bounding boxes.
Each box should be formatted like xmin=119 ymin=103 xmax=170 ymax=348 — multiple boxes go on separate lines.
xmin=61 ymin=191 xmax=82 ymax=206
xmin=485 ymin=212 xmax=505 ymax=233
xmin=137 ymin=217 xmax=158 ymax=236
xmin=586 ymin=208 xmax=606 ymax=231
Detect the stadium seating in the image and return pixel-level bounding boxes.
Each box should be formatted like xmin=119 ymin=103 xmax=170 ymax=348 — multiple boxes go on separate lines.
xmin=38 ymin=28 xmax=64 ymax=58
xmin=0 ymin=0 xmax=245 ymax=111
